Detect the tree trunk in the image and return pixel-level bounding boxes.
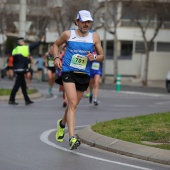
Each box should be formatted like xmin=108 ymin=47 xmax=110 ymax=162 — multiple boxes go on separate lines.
xmin=142 ymin=48 xmax=149 ymax=86
xmin=113 ymin=25 xmax=118 ymax=83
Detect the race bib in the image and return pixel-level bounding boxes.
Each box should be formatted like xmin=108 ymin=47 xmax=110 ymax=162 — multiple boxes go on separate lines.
xmin=28 ymin=64 xmax=31 ymax=68
xmin=92 ymin=62 xmax=100 ymax=70
xmin=70 ymin=54 xmax=87 ymax=70
xmin=48 ymin=60 xmax=54 ymax=67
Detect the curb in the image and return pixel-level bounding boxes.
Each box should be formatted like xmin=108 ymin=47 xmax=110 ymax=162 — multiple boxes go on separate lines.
xmin=77 ymin=126 xmax=170 ymax=165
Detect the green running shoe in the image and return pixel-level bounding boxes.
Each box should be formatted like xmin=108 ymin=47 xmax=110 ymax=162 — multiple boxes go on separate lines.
xmin=56 ymin=119 xmax=65 ymax=142
xmin=86 ymin=93 xmax=90 ymax=98
xmin=69 ymin=137 xmax=81 ymax=150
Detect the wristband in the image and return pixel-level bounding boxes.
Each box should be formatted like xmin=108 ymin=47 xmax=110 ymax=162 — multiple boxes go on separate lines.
xmin=93 ymin=54 xmax=97 ymax=60
xmin=54 ymin=57 xmax=60 ymax=60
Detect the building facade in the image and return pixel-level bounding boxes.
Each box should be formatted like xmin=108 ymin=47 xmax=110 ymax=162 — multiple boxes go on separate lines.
xmin=1 ymin=0 xmax=170 ymax=81
xmin=96 ymin=0 xmax=170 ymax=81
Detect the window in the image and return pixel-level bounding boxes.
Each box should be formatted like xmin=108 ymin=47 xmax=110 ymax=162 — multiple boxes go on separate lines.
xmin=135 ymin=42 xmax=145 ymax=53
xmin=102 ymin=40 xmax=113 ymax=59
xmin=106 ymin=41 xmax=114 ymax=59
xmin=135 ymin=41 xmax=154 ymax=53
xmin=120 ymin=41 xmax=132 ymax=59
xmin=157 ymin=42 xmax=170 ymax=52
xmin=103 ymin=41 xmax=133 ymax=59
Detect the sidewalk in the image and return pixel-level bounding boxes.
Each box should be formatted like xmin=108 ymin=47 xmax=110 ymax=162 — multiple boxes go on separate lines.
xmin=104 ymin=76 xmax=165 ymax=88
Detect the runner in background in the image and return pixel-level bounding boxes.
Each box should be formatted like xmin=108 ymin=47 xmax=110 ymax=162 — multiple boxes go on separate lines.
xmin=57 ymin=43 xmax=68 ymax=107
xmin=35 ymin=54 xmax=44 ymax=82
xmin=89 ymin=51 xmax=103 ymax=106
xmin=6 ymin=54 xmax=14 ymax=80
xmin=85 ymin=87 xmax=90 ymax=98
xmin=25 ymin=54 xmax=34 ymax=89
xmin=43 ymin=46 xmax=56 ymax=95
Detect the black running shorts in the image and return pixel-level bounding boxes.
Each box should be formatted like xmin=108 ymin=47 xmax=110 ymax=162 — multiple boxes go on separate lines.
xmin=61 ymin=71 xmax=90 ymax=92
xmin=47 ymin=67 xmax=56 ymax=73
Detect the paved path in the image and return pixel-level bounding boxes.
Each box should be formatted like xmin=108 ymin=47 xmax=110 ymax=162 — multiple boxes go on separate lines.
xmin=0 ymin=78 xmax=170 ymax=165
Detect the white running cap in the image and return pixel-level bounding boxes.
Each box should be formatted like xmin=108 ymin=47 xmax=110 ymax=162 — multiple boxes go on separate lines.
xmin=76 ymin=10 xmax=93 ymax=22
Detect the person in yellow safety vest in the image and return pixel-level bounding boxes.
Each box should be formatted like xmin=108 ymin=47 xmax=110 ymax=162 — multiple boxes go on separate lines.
xmin=8 ymin=36 xmax=45 ymax=105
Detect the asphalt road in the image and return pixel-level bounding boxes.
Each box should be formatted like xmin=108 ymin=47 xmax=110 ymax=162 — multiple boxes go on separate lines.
xmin=0 ymin=78 xmax=170 ymax=170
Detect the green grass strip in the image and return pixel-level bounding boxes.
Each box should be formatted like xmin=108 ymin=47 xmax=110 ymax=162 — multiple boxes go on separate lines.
xmin=0 ymin=88 xmax=37 ymax=95
xmin=92 ymin=112 xmax=170 ymax=150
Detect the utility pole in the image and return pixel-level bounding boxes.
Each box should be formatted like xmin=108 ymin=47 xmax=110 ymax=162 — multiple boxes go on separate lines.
xmin=102 ymin=0 xmax=107 ymax=83
xmin=14 ymin=0 xmax=32 ymax=38
xmin=19 ymin=0 xmax=26 ymax=38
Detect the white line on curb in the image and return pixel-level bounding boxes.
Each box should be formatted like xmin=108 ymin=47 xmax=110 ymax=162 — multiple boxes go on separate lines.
xmin=40 ymin=129 xmax=153 ymax=170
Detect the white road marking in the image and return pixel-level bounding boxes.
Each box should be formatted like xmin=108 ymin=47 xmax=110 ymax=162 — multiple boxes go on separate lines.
xmin=40 ymin=129 xmax=153 ymax=170
xmin=44 ymin=95 xmax=57 ymax=100
xmin=112 ymin=105 xmax=136 ymax=107
xmin=155 ymin=101 xmax=170 ymax=105
xmin=116 ymin=91 xmax=167 ymax=97
xmin=149 ymin=105 xmax=170 ymax=108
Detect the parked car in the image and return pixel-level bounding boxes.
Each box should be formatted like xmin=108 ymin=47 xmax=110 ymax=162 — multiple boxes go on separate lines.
xmin=166 ymin=71 xmax=170 ymax=92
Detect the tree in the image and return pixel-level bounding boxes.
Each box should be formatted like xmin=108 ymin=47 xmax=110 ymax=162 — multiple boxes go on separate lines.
xmin=107 ymin=0 xmax=122 ymax=83
xmin=49 ymin=0 xmax=96 ymax=35
xmin=27 ymin=1 xmax=51 ymax=38
xmin=129 ymin=0 xmax=170 ymax=86
xmin=94 ymin=0 xmax=123 ymax=83
xmin=0 ymin=0 xmax=17 ymax=63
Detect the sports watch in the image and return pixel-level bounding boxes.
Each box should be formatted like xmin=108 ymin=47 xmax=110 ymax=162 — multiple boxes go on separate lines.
xmin=93 ymin=54 xmax=97 ymax=60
